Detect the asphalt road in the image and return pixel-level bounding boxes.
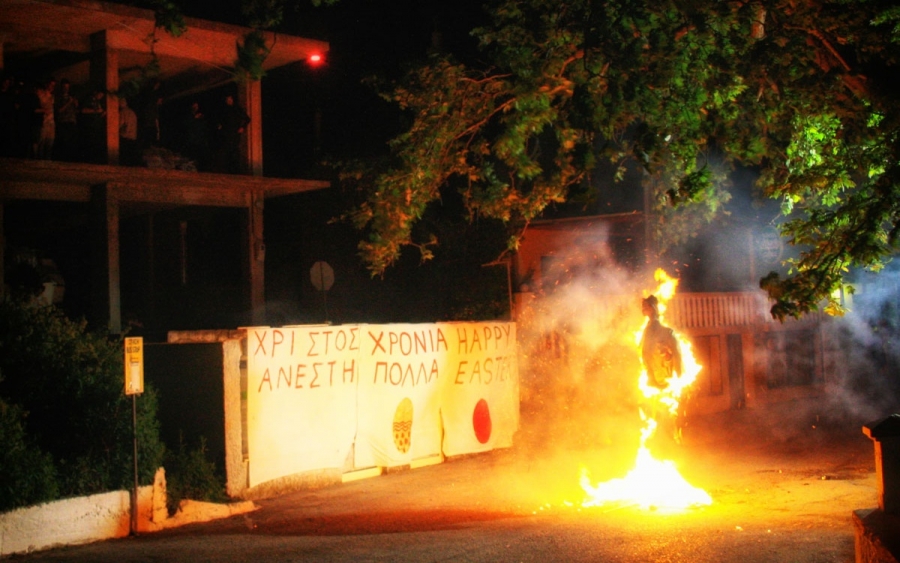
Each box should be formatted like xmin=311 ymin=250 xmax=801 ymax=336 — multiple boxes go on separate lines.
xmin=6 ymin=400 xmax=879 ymax=563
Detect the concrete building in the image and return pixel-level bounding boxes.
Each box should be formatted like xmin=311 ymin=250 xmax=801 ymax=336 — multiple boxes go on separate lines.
xmin=0 ymin=0 xmax=330 ymax=334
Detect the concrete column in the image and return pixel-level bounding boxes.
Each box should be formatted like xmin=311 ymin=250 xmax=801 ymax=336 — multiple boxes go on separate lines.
xmin=863 ymin=414 xmax=900 ymax=515
xmin=247 ymin=190 xmax=265 ymax=325
xmin=91 ymin=184 xmax=121 ymax=334
xmin=90 ymin=31 xmax=120 ymax=166
xmin=0 ymin=202 xmax=4 ymax=301
xmin=238 ymin=79 xmax=263 ymax=176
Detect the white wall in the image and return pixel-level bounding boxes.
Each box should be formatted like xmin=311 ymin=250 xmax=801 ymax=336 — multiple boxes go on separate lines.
xmin=0 ymin=469 xmax=256 ymax=557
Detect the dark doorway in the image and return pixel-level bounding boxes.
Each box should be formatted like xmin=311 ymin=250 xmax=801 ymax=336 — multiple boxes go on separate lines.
xmin=727 ymin=334 xmax=745 ymax=409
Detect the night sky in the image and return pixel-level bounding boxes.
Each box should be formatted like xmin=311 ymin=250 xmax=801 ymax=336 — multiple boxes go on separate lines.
xmin=5 ymin=1 xmax=772 ymax=330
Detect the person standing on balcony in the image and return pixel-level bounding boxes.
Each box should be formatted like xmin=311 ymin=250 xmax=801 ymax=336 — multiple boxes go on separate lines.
xmin=215 ymin=94 xmax=250 ymax=174
xmin=80 ymin=89 xmax=106 ymax=163
xmin=0 ymin=74 xmax=17 ymax=157
xmin=137 ymin=79 xmax=162 ymax=150
xmin=119 ymin=97 xmax=139 ymax=165
xmin=33 ymin=77 xmax=55 ymax=159
xmin=183 ymin=100 xmax=211 ymax=171
xmin=54 ymin=79 xmax=78 ymax=161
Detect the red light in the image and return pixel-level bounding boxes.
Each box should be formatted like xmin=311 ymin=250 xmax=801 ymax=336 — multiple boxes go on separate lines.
xmin=308 ymin=53 xmax=323 ymax=66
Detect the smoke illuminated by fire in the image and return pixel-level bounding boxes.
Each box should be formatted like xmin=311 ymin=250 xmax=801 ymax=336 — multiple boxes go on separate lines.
xmin=579 ymin=269 xmax=712 ymax=512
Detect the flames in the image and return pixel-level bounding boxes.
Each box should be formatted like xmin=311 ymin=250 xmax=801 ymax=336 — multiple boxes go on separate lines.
xmin=580 ymin=269 xmax=712 ymax=512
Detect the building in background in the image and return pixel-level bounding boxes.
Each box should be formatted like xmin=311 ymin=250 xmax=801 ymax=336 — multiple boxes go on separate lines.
xmin=0 ymin=0 xmax=329 ymax=336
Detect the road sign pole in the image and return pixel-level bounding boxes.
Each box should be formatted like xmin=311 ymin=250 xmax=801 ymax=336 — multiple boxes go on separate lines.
xmin=310 ymin=261 xmax=335 ymax=324
xmin=319 ymin=267 xmax=329 ymax=323
xmin=131 ymin=394 xmax=138 ymax=535
xmin=124 ymin=336 xmax=144 ymax=535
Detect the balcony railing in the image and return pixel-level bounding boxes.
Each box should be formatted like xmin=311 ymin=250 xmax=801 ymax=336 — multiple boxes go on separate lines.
xmin=664 ymin=292 xmax=768 ymax=329
xmin=663 ymin=291 xmax=823 ymax=329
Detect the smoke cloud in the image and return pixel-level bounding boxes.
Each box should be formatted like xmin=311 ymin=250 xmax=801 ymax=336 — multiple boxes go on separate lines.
xmin=512 ymin=223 xmax=900 ymax=484
xmin=514 ymin=225 xmax=658 ymax=484
xmin=824 ymin=267 xmax=900 ymax=424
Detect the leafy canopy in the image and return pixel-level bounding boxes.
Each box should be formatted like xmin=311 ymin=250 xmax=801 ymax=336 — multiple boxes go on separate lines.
xmin=349 ymin=0 xmax=900 ymax=320
xmin=0 ymin=298 xmax=165 ymax=508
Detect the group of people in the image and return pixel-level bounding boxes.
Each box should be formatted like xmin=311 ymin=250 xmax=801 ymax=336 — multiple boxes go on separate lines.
xmin=0 ymin=73 xmax=250 ymax=173
xmin=180 ymin=94 xmax=251 ymax=173
xmin=0 ymin=75 xmax=112 ymax=163
xmin=0 ymin=74 xmax=149 ymax=163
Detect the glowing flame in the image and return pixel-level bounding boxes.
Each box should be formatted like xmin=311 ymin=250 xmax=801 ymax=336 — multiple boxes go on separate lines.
xmin=581 ymin=269 xmax=712 ymax=512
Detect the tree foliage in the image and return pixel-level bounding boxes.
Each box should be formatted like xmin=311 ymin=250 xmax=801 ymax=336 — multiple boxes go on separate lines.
xmin=0 ymin=298 xmax=165 ymax=508
xmin=0 ymin=396 xmax=59 ymax=511
xmin=350 ymin=0 xmax=900 ymax=320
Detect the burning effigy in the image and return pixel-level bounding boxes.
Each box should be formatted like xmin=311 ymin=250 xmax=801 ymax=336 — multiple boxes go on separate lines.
xmin=518 ymin=267 xmax=711 ymax=513
xmin=579 ymin=269 xmax=712 ymax=511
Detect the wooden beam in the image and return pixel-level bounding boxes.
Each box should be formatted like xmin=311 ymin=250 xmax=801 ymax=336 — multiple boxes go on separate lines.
xmin=1 ymin=159 xmax=330 ymax=205
xmin=0 ymin=182 xmax=92 ymax=202
xmin=3 ymin=25 xmax=91 ymax=53
xmin=110 ymin=183 xmax=248 ymax=207
xmin=262 ymin=183 xmax=331 ymax=198
xmin=0 ymin=1 xmax=328 ymax=65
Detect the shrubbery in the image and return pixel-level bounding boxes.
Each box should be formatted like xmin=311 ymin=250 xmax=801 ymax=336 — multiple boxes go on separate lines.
xmin=0 ymin=397 xmax=58 ymax=509
xmin=163 ymin=435 xmax=227 ymax=515
xmin=0 ymin=298 xmax=165 ymax=511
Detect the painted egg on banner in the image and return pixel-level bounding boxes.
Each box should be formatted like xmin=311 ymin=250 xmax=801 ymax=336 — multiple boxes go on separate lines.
xmin=473 ymin=398 xmax=492 ymax=444
xmin=392 ymin=397 xmax=414 ymax=453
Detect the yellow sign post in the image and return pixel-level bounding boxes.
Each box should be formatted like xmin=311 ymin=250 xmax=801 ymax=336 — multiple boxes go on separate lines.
xmin=124 ymin=337 xmax=144 ymax=395
xmin=123 ymin=336 xmax=143 ymax=535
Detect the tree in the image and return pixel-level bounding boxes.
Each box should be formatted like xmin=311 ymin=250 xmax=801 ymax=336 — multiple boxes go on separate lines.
xmin=0 ymin=298 xmax=165 ymax=506
xmin=347 ymin=0 xmax=900 ymax=320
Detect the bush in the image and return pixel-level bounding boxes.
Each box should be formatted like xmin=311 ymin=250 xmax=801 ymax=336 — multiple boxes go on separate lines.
xmin=163 ymin=435 xmax=226 ymax=515
xmin=0 ymin=397 xmax=58 ymax=510
xmin=0 ymin=298 xmax=165 ymax=508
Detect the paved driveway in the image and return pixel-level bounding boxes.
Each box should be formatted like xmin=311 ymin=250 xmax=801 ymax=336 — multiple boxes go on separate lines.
xmin=9 ymin=402 xmax=878 ymax=563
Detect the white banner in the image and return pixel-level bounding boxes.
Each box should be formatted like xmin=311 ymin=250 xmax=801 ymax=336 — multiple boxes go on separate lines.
xmin=245 ymin=322 xmax=519 ymax=487
xmin=439 ymin=322 xmax=519 ymax=456
xmin=246 ymin=326 xmax=359 ymax=487
xmin=354 ymin=324 xmax=445 ymax=468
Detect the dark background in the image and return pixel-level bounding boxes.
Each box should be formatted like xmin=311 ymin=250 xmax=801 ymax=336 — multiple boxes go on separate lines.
xmin=3 ymin=0 xmax=782 ymax=334
xmin=244 ymin=0 xmax=509 ymax=328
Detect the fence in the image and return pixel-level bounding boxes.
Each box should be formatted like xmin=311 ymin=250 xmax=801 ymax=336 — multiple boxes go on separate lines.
xmin=665 ymin=292 xmax=766 ymax=329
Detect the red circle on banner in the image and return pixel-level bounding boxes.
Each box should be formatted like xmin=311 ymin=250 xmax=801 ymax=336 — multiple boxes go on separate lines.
xmin=473 ymin=399 xmax=492 ymax=444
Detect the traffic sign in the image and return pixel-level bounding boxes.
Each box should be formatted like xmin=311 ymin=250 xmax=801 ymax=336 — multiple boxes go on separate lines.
xmin=310 ymin=261 xmax=335 ymax=291
xmin=124 ymin=337 xmax=144 ymax=395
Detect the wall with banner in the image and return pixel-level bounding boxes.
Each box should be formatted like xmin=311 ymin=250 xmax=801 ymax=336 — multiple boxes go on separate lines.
xmin=245 ymin=322 xmax=518 ymax=488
